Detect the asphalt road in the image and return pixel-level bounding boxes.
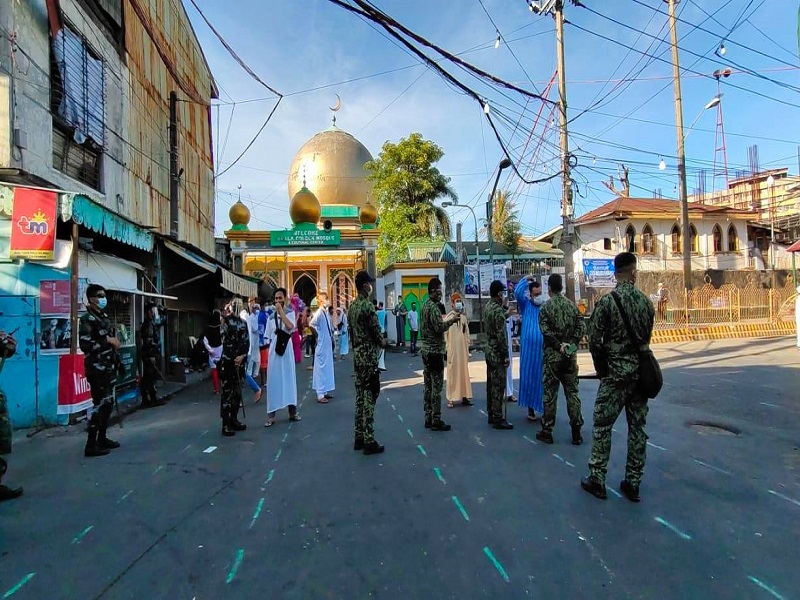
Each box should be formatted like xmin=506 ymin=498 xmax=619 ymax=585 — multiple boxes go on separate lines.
xmin=1 ymin=338 xmax=799 ymax=599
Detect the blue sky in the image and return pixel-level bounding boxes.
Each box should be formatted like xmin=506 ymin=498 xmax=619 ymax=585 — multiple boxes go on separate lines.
xmin=185 ymin=0 xmax=800 ymax=240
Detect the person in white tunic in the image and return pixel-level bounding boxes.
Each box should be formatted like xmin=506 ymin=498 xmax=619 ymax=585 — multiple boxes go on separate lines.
xmin=505 ymin=306 xmax=518 ymax=402
xmin=311 ymin=292 xmax=336 ymax=403
xmin=264 ymin=288 xmax=300 ymax=426
xmin=337 ymin=307 xmax=349 ymax=358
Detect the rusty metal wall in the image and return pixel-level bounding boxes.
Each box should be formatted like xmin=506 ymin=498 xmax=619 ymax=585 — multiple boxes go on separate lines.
xmin=124 ymin=0 xmax=215 ymax=255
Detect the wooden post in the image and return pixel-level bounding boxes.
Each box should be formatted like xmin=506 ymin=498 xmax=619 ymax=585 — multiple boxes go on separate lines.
xmin=69 ymin=221 xmax=79 ymax=354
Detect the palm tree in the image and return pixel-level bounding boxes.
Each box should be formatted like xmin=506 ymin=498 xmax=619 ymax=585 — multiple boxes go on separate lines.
xmin=414 ymin=192 xmax=454 ymax=239
xmin=481 ymin=190 xmax=522 ymax=255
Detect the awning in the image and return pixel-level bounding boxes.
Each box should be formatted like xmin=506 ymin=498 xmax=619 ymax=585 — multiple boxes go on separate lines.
xmin=163 ymin=240 xmax=216 ymax=272
xmin=106 ymin=288 xmax=179 ymax=301
xmin=71 ymin=195 xmax=154 ymax=251
xmin=221 ymin=269 xmax=257 ymax=298
xmin=787 ymin=239 xmax=800 ymax=253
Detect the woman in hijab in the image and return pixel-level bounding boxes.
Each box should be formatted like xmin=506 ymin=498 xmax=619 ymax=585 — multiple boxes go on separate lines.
xmin=291 ymin=295 xmax=304 ymax=364
xmin=445 ymin=293 xmax=473 ymax=408
xmin=337 ymin=307 xmax=349 ymax=359
xmin=203 ymin=309 xmax=223 ymax=394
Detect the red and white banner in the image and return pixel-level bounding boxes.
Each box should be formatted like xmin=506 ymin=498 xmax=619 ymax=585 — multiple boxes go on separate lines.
xmin=57 ymin=354 xmax=93 ymax=414
xmin=10 ymin=187 xmax=57 ymax=260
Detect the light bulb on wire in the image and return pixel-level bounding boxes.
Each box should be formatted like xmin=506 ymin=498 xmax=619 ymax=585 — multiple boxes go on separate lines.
xmin=659 ymin=157 xmax=666 ymax=171
xmin=718 ymin=42 xmax=726 ymax=56
xmin=483 ymin=102 xmax=491 ymax=115
xmin=494 ymin=34 xmax=501 ymax=49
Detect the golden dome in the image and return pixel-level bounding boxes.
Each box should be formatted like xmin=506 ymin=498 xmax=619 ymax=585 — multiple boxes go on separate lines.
xmin=289 ymin=186 xmax=321 ymax=225
xmin=229 ymin=200 xmax=251 ymax=228
xmin=359 ymin=201 xmax=378 ymax=225
xmin=288 ymin=126 xmax=374 ymax=208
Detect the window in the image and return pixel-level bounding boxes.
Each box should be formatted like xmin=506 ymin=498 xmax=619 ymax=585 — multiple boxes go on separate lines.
xmin=689 ymin=224 xmax=698 ymax=253
xmin=727 ymin=224 xmax=739 ymax=252
xmin=642 ymin=224 xmax=655 ymax=255
xmin=670 ymin=224 xmax=681 ymax=254
xmin=50 ymin=24 xmax=105 ymax=189
xmin=712 ymin=224 xmax=723 ymax=253
xmin=603 ymin=237 xmax=612 ymax=250
xmin=625 ymin=224 xmax=637 ymax=253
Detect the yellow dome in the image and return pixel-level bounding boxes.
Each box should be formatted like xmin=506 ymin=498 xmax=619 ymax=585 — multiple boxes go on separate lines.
xmin=289 ymin=187 xmax=321 ymax=225
xmin=229 ymin=200 xmax=251 ymax=227
xmin=288 ymin=126 xmax=375 ymax=207
xmin=359 ymin=201 xmax=378 ymax=225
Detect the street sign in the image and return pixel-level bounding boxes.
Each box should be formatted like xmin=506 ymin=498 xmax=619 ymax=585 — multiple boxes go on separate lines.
xmin=270 ymin=229 xmax=340 ymax=247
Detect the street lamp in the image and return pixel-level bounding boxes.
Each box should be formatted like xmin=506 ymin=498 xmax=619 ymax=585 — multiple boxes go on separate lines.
xmin=767 ymin=174 xmax=776 ymax=289
xmin=442 ymin=200 xmax=484 ymax=332
xmin=684 ymin=94 xmax=722 ymax=139
xmin=487 ymin=157 xmax=514 ymax=268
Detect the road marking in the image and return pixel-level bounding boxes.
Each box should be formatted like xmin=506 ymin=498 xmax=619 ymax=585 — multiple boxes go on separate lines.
xmin=473 ymin=435 xmax=485 ymax=447
xmin=647 ymin=442 xmax=667 ymax=451
xmin=72 ymin=525 xmax=94 ymax=545
xmin=288 ymin=422 xmax=294 ymax=430
xmin=117 ymin=490 xmax=134 ymax=504
xmin=152 ymin=465 xmax=164 ymax=475
xmin=249 ymin=498 xmax=265 ymax=529
xmin=552 ymin=454 xmax=575 ymax=468
xmin=605 ymin=486 xmax=622 ymax=499
xmin=203 ymin=446 xmax=217 ymax=454
xmin=397 ymin=414 xmax=404 ymax=423
xmin=693 ymin=459 xmax=732 ymax=476
xmin=522 ymin=435 xmax=538 ymax=445
xmin=760 ymin=402 xmax=779 ymax=408
xmin=2 ymin=573 xmax=35 ymax=598
xmin=479 ymin=409 xmax=487 ymax=416
xmin=768 ymin=489 xmax=800 ymax=509
xmin=391 ymin=404 xmax=396 ymax=411
xmin=264 ymin=469 xmax=275 ymax=486
xmin=226 ymin=549 xmax=245 ymax=584
xmin=417 ymin=444 xmax=427 ymax=457
xmin=181 ymin=444 xmax=192 ymax=453
xmin=747 ymin=575 xmax=786 ymax=599
xmin=274 ymin=448 xmax=282 ymax=462
xmin=433 ymin=467 xmax=446 ymax=484
xmin=577 ymin=531 xmax=613 ymax=579
xmin=199 ymin=429 xmax=209 ymax=438
xmin=451 ymin=496 xmax=470 ymax=521
xmin=282 ymin=433 xmax=288 ymax=443
xmin=407 ymin=428 xmax=414 ymax=439
xmin=654 ymin=517 xmax=691 ymax=541
xmin=483 ymin=547 xmax=509 ymax=582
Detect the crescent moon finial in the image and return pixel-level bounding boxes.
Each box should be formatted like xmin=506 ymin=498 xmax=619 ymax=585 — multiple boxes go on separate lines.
xmin=329 ymin=94 xmax=342 ymax=112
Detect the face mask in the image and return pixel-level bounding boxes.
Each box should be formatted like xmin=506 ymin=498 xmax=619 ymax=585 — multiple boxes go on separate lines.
xmin=365 ymin=284 xmax=373 ymax=295
xmin=97 ymin=297 xmax=108 ymax=310
xmin=533 ymin=295 xmax=546 ymax=306
xmin=455 ymin=302 xmax=464 ymax=312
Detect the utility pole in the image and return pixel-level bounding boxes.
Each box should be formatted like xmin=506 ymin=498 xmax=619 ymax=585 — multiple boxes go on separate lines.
xmin=554 ymin=0 xmax=576 ymax=302
xmin=169 ymin=91 xmax=179 ymax=239
xmin=666 ymin=0 xmax=692 ymax=290
xmin=69 ymin=221 xmax=79 ymax=354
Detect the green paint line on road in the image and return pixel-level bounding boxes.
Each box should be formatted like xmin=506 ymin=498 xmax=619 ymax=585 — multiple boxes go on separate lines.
xmin=655 ymin=517 xmax=692 ymax=541
xmin=274 ymin=448 xmax=282 ymax=462
xmin=398 ymin=414 xmax=404 ymax=423
xmin=199 ymin=429 xmax=209 ymax=437
xmin=72 ymin=525 xmax=94 ymax=545
xmin=483 ymin=547 xmax=509 ymax=582
xmin=451 ymin=496 xmax=470 ymax=521
xmin=417 ymin=444 xmax=427 ymax=457
xmin=288 ymin=422 xmax=294 ymax=430
xmin=282 ymin=433 xmax=288 ymax=443
xmin=152 ymin=465 xmax=163 ymax=475
xmin=3 ymin=573 xmax=35 ymax=599
xmin=265 ymin=469 xmax=275 ymax=485
xmin=226 ymin=549 xmax=245 ymax=584
xmin=249 ymin=498 xmax=265 ymax=529
xmin=407 ymin=428 xmax=414 ymax=439
xmin=117 ymin=490 xmax=134 ymax=504
xmin=433 ymin=467 xmax=446 ymax=484
xmin=748 ymin=576 xmax=786 ymax=600
xmin=522 ymin=435 xmax=537 ymax=445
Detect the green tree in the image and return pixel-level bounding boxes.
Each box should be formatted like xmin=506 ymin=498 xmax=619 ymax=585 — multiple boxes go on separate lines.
xmin=366 ymin=133 xmax=455 ymax=268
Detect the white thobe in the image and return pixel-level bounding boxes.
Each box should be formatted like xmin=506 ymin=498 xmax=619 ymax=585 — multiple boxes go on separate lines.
xmin=311 ymin=308 xmax=336 ymax=397
xmin=505 ymin=316 xmax=515 ymax=398
xmin=247 ymin=312 xmax=260 ymax=377
xmin=266 ymin=309 xmax=297 ymax=413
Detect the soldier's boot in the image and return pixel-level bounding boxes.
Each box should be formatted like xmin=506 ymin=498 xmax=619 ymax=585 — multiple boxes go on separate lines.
xmin=362 ymin=440 xmax=385 ymax=455
xmin=230 ymin=405 xmax=247 ymax=431
xmin=98 ymin=436 xmax=121 ymax=450
xmin=0 ymin=484 xmax=23 ymax=501
xmin=580 ymin=476 xmax=607 ymax=500
xmin=619 ymin=479 xmax=641 ymax=503
xmin=353 ymin=438 xmax=365 ymax=451
xmin=430 ymin=419 xmax=451 ymax=432
xmin=424 ymin=417 xmax=432 ymax=429
xmin=492 ymin=420 xmax=514 ymax=430
xmin=98 ymin=413 xmax=120 ymax=450
xmin=84 ymin=424 xmax=110 ymax=457
xmin=221 ymin=407 xmax=236 ymax=437
xmin=535 ymin=430 xmax=554 ymax=444
xmin=571 ymin=425 xmax=583 ymax=446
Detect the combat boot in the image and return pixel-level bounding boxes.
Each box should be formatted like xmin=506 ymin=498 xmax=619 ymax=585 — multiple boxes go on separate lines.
xmin=353 ymin=438 xmax=365 ymax=451
xmin=580 ymin=476 xmax=607 ymax=500
xmin=619 ymin=479 xmax=641 ymax=503
xmin=571 ymin=426 xmax=583 ymax=446
xmin=424 ymin=419 xmax=432 ymax=429
xmin=98 ymin=436 xmax=121 ymax=450
xmin=221 ymin=422 xmax=236 ymax=437
xmin=0 ymin=484 xmax=23 ymax=501
xmin=492 ymin=420 xmax=514 ymax=430
xmin=85 ymin=427 xmax=110 ymax=457
xmin=231 ymin=420 xmax=247 ymax=431
xmin=362 ymin=441 xmax=385 ymax=455
xmin=430 ymin=419 xmax=451 ymax=432
xmin=535 ymin=430 xmax=554 ymax=444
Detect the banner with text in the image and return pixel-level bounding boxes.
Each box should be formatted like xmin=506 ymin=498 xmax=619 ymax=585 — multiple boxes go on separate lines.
xmin=57 ymin=354 xmax=93 ymax=414
xmin=582 ymin=259 xmax=616 ymax=288
xmin=464 ymin=262 xmax=509 ymax=298
xmin=10 ymin=187 xmax=57 ymax=260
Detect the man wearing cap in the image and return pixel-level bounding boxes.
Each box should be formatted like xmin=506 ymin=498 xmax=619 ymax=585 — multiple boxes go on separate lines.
xmin=537 ymin=273 xmax=584 ymax=445
xmin=419 ymin=278 xmax=460 ymax=431
xmin=514 ymin=275 xmax=546 ymax=422
xmin=139 ymin=302 xmax=165 ymax=409
xmin=348 ymin=270 xmax=387 ymax=455
xmin=581 ymin=252 xmax=654 ymax=503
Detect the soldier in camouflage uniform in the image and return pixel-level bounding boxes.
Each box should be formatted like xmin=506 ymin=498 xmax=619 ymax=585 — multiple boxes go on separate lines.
xmin=219 ymin=298 xmax=250 ymax=437
xmin=139 ymin=302 xmax=165 ymax=408
xmin=581 ymin=252 xmax=655 ymax=502
xmin=0 ymin=329 xmax=22 ymax=501
xmin=484 ymin=280 xmax=513 ymax=430
xmin=537 ymin=273 xmax=585 ymax=445
xmin=419 ymin=278 xmax=459 ymax=431
xmin=348 ymin=270 xmax=387 ymax=455
xmin=80 ymin=284 xmax=123 ymax=457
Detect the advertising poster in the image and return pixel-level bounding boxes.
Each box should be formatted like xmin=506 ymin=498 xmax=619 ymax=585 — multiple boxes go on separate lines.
xmin=582 ymin=259 xmax=616 ymax=288
xmin=464 ymin=263 xmax=510 ymax=298
xmin=57 ymin=354 xmax=93 ymax=415
xmin=9 ymin=187 xmax=57 ymax=260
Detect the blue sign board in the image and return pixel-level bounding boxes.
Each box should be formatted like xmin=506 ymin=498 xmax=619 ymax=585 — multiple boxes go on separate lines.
xmin=582 ymin=259 xmax=616 ymax=288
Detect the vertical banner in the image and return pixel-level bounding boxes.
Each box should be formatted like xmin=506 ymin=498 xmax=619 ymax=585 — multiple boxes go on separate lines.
xmin=57 ymin=354 xmax=93 ymax=414
xmin=10 ymin=187 xmax=57 ymax=260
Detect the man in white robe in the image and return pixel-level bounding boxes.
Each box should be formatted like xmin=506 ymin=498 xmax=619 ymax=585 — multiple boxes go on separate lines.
xmin=264 ymin=288 xmax=299 ymax=426
xmin=311 ymin=292 xmax=336 ymax=403
xmin=505 ymin=308 xmax=517 ymax=402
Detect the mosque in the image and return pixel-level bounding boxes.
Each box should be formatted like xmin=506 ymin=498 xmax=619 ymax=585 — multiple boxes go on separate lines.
xmin=225 ymin=116 xmax=380 ymax=307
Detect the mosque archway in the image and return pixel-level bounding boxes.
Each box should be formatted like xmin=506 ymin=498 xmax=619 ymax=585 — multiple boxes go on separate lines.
xmin=292 ymin=270 xmax=318 ymax=306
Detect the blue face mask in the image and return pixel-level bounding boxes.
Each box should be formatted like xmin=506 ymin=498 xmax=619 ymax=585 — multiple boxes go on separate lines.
xmin=97 ymin=297 xmax=108 ymax=310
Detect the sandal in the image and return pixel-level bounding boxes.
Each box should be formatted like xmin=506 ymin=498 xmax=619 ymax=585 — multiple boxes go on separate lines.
xmin=317 ymin=397 xmax=329 ymax=404
xmin=264 ymin=419 xmax=276 ymax=427
xmin=289 ymin=414 xmax=302 ymax=422
xmin=253 ymin=389 xmax=263 ymax=404
xmin=447 ymin=401 xmax=454 ymax=409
